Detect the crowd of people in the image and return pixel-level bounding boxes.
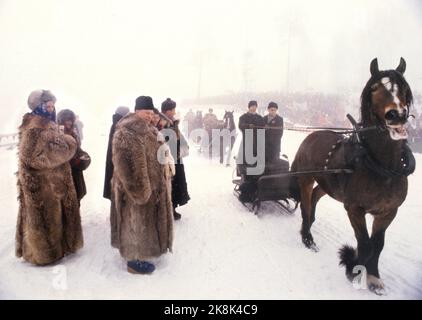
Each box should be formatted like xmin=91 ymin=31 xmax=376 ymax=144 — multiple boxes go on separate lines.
xmin=16 ymin=90 xmax=190 ymax=274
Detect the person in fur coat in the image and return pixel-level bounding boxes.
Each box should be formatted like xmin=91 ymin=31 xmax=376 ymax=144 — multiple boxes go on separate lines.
xmin=110 ymin=96 xmax=173 ymax=274
xmin=57 ymin=109 xmax=91 ymax=204
xmin=16 ymin=90 xmax=83 ymax=266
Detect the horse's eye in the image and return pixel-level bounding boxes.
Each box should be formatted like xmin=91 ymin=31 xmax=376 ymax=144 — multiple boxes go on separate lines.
xmin=371 ymin=83 xmax=380 ymax=91
xmin=385 ymin=109 xmax=399 ymax=121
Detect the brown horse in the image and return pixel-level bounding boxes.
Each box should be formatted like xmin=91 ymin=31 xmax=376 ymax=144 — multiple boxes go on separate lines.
xmin=290 ymin=57 xmax=414 ymax=294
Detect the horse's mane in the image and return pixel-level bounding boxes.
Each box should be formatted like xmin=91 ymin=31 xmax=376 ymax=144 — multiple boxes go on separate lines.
xmin=360 ymin=69 xmax=413 ymax=126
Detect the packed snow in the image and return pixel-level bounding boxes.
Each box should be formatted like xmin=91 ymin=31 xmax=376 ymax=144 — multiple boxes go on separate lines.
xmin=0 ymin=109 xmax=421 ymax=300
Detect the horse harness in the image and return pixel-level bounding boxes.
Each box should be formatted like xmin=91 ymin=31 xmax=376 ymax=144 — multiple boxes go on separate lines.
xmin=323 ymin=116 xmax=415 ymax=178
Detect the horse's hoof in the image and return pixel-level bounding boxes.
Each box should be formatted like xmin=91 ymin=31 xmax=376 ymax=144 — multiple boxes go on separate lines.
xmin=303 ymin=238 xmax=319 ymax=252
xmin=367 ymin=275 xmax=386 ymax=295
xmin=309 ymin=243 xmax=319 ymax=252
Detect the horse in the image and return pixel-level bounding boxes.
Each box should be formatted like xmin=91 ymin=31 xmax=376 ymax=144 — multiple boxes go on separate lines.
xmin=219 ymin=110 xmax=237 ymax=165
xmin=290 ymin=57 xmax=415 ymax=294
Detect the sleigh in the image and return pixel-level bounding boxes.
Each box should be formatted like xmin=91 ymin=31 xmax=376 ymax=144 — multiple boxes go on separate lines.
xmin=233 ymin=155 xmax=354 ymax=215
xmin=233 ymin=157 xmax=297 ymax=215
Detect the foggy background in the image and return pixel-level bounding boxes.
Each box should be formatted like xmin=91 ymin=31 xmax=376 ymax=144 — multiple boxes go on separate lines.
xmin=0 ymin=0 xmax=421 ymax=132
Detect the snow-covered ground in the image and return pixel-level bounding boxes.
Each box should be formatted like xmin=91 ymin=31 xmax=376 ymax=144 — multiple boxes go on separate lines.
xmin=0 ymin=114 xmax=421 ymax=300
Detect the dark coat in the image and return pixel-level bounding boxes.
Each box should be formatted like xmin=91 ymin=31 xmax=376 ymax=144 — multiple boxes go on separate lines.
xmin=62 ymin=128 xmax=90 ymax=202
xmin=16 ymin=114 xmax=83 ymax=265
xmin=172 ymin=163 xmax=190 ymax=208
xmin=103 ymin=113 xmax=124 ymax=200
xmin=70 ymin=147 xmax=90 ymax=201
xmin=110 ymin=113 xmax=173 ymax=261
xmin=238 ymin=112 xmax=265 ymax=164
xmin=263 ymin=114 xmax=284 ymax=162
xmin=162 ymin=120 xmax=190 ymax=208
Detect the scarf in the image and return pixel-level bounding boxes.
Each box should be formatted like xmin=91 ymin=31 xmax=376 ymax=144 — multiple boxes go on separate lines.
xmin=32 ymin=104 xmax=56 ymax=122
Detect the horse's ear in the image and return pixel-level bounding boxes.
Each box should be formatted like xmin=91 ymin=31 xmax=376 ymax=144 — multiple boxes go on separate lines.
xmin=370 ymin=58 xmax=379 ymax=76
xmin=396 ymin=57 xmax=406 ymax=74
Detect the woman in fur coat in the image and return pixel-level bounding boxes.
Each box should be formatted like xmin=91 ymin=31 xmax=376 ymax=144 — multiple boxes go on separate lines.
xmin=15 ymin=90 xmax=83 ymax=266
xmin=110 ymin=96 xmax=173 ymax=274
xmin=57 ymin=109 xmax=91 ymax=204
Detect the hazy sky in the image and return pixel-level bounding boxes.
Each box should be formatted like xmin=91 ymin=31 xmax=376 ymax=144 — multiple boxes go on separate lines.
xmin=0 ymin=0 xmax=421 ymax=130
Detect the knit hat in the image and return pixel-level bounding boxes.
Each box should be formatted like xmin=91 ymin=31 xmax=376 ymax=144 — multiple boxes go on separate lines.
xmin=161 ymin=98 xmax=176 ymax=113
xmin=134 ymin=96 xmax=154 ymax=111
xmin=27 ymin=90 xmax=56 ymax=110
xmin=115 ymin=106 xmax=130 ymax=117
xmin=268 ymin=101 xmax=278 ymax=109
xmin=57 ymin=109 xmax=76 ymax=125
xmin=248 ymin=100 xmax=258 ymax=108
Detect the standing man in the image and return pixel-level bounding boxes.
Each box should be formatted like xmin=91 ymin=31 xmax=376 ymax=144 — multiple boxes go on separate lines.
xmin=183 ymin=108 xmax=196 ymax=136
xmin=161 ymin=98 xmax=190 ymax=221
xmin=111 ymin=96 xmax=173 ymax=274
xmin=238 ymin=100 xmax=265 ymax=167
xmin=103 ymin=106 xmax=130 ymax=200
xmin=263 ymin=102 xmax=284 ymax=163
xmin=202 ymin=108 xmax=218 ymax=157
xmin=202 ymin=108 xmax=218 ymax=130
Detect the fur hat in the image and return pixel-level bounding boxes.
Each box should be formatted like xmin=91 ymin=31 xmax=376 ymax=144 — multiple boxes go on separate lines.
xmin=248 ymin=100 xmax=258 ymax=108
xmin=161 ymin=98 xmax=176 ymax=113
xmin=27 ymin=90 xmax=56 ymax=110
xmin=57 ymin=109 xmax=76 ymax=125
xmin=115 ymin=106 xmax=130 ymax=117
xmin=268 ymin=101 xmax=278 ymax=109
xmin=135 ymin=96 xmax=154 ymax=111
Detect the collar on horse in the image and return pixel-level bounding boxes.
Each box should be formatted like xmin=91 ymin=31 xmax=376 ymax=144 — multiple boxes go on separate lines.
xmin=344 ymin=114 xmax=415 ymax=178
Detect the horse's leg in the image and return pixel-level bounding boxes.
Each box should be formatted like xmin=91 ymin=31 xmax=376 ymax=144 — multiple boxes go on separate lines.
xmin=340 ymin=206 xmax=372 ymax=281
xmin=365 ymin=209 xmax=398 ymax=293
xmin=219 ymin=136 xmax=224 ymax=164
xmin=225 ymin=136 xmax=235 ymax=166
xmin=208 ymin=130 xmax=212 ymax=158
xmin=298 ymin=177 xmax=317 ymax=249
xmin=310 ymin=185 xmax=326 ymax=225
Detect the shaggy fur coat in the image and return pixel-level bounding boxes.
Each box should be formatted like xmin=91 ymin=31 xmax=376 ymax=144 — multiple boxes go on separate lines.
xmin=110 ymin=113 xmax=173 ymax=261
xmin=16 ymin=114 xmax=83 ymax=265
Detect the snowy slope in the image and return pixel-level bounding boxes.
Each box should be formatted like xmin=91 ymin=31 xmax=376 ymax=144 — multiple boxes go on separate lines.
xmin=0 ymin=115 xmax=421 ymax=300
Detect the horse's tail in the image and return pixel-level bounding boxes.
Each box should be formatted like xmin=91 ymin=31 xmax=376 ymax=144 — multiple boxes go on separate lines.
xmin=339 ymin=245 xmax=358 ymax=280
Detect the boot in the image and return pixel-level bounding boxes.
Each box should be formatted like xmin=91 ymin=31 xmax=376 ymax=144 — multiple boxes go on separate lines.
xmin=173 ymin=210 xmax=182 ymax=220
xmin=127 ymin=260 xmax=155 ymax=274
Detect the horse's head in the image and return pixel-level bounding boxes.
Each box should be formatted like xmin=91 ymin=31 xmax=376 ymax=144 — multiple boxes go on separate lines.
xmin=223 ymin=110 xmax=234 ymax=121
xmin=361 ymin=57 xmax=413 ymax=140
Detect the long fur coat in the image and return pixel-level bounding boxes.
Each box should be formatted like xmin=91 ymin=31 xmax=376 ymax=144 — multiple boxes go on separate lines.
xmin=110 ymin=113 xmax=173 ymax=261
xmin=16 ymin=114 xmax=83 ymax=265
